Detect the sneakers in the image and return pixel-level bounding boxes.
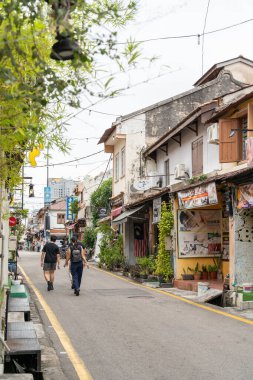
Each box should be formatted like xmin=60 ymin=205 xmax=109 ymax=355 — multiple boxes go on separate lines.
xmin=74 ymin=289 xmax=80 ymax=296
xmin=47 ymin=281 xmax=54 ymax=291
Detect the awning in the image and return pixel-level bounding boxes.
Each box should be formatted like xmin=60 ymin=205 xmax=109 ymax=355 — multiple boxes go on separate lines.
xmin=112 ymin=205 xmax=144 ymax=224
xmin=111 ymin=206 xmax=122 ymax=218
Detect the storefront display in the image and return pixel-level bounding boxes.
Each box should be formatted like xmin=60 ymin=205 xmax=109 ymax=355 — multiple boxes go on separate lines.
xmin=237 ymin=184 xmax=253 ymax=209
xmin=178 ymin=209 xmax=221 ymax=258
xmin=178 ymin=182 xmax=218 ymax=209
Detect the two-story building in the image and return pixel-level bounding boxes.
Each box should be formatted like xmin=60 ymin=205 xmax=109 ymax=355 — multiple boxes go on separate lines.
xmin=99 ymin=55 xmax=253 ymax=271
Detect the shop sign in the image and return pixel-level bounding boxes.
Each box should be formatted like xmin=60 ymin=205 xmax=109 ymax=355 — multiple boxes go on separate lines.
xmin=98 ymin=208 xmax=107 ymax=218
xmin=178 ymin=209 xmax=221 ymax=258
xmin=9 ymin=216 xmax=17 ymax=227
xmin=66 ymin=196 xmax=77 ymax=221
xmin=44 ymin=186 xmax=51 ymax=205
xmin=178 ymin=182 xmax=218 ymax=209
xmin=237 ymin=184 xmax=253 ymax=209
xmin=153 ymin=197 xmax=161 ymax=224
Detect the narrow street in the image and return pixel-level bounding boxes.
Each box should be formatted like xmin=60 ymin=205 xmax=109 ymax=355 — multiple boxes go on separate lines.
xmin=19 ymin=251 xmax=253 ymax=380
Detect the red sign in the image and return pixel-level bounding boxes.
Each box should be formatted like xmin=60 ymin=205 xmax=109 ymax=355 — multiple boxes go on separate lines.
xmin=9 ymin=216 xmax=17 ymax=227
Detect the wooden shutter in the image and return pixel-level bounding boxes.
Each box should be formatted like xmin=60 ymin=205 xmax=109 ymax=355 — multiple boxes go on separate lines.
xmin=192 ymin=137 xmax=203 ymax=176
xmin=219 ymin=119 xmax=241 ymax=163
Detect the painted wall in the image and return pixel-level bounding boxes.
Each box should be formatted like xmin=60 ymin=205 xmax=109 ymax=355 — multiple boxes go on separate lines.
xmin=173 ymin=196 xmax=229 ymax=280
xmin=145 ymin=71 xmax=243 ymax=140
xmin=234 ymin=208 xmax=253 ymax=284
xmin=49 ymin=210 xmax=65 ymax=229
xmin=154 ymin=121 xmax=221 ymax=187
xmin=112 ymin=114 xmax=146 ymax=203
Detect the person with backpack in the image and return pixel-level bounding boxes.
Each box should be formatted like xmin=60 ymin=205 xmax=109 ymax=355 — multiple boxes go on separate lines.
xmin=64 ymin=236 xmax=89 ymax=296
xmin=41 ymin=235 xmax=60 ymax=291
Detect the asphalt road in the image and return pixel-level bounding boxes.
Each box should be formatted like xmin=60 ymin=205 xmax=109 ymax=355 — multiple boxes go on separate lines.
xmin=18 ymin=251 xmax=253 ymax=380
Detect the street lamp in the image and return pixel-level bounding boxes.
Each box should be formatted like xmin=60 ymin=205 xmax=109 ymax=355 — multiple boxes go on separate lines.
xmin=229 ymin=129 xmax=253 ymax=138
xmin=50 ymin=33 xmax=80 ymax=61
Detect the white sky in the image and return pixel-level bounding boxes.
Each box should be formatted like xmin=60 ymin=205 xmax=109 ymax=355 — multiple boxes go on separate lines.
xmin=23 ymin=0 xmax=253 ymax=212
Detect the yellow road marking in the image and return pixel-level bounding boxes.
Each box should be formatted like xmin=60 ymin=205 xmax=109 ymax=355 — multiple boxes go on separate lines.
xmin=92 ymin=266 xmax=253 ymax=326
xmin=18 ymin=265 xmax=93 ymax=380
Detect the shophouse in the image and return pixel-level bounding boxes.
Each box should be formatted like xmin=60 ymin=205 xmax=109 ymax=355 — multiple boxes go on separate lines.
xmin=99 ymin=56 xmax=253 ymax=267
xmin=36 ymin=198 xmax=67 ymax=242
xmin=143 ymin=85 xmax=253 ymax=290
xmin=205 ymin=88 xmax=253 ymax=287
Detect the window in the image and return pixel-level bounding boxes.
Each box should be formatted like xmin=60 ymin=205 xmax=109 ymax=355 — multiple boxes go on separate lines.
xmin=219 ymin=118 xmax=247 ymax=163
xmin=164 ymin=159 xmax=170 ymax=186
xmin=192 ymin=137 xmax=203 ymax=176
xmin=121 ymin=147 xmax=125 ymax=177
xmin=57 ymin=213 xmax=65 ymax=224
xmin=115 ymin=153 xmax=119 ymax=181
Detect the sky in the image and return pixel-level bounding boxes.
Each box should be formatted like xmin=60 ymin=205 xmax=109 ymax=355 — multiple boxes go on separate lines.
xmin=22 ymin=0 xmax=253 ymax=213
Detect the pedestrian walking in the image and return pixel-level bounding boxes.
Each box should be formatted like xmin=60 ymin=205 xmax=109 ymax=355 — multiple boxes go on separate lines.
xmin=41 ymin=235 xmax=60 ymax=291
xmin=64 ymin=236 xmax=89 ymax=296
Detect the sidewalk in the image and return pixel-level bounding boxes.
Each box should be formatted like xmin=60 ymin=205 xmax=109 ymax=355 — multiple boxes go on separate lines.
xmin=149 ymin=284 xmax=253 ymax=322
xmin=21 ymin=283 xmax=67 ymax=380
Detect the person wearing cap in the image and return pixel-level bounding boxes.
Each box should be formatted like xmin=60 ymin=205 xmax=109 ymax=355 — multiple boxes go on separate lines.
xmin=64 ymin=236 xmax=89 ymax=296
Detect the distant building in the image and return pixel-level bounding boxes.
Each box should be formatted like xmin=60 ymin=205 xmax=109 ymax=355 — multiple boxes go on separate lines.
xmin=48 ymin=178 xmax=78 ymax=201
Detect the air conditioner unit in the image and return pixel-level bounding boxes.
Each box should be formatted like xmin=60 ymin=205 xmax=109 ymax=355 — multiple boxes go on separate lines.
xmin=174 ymin=164 xmax=186 ymax=180
xmin=207 ymin=123 xmax=219 ymax=144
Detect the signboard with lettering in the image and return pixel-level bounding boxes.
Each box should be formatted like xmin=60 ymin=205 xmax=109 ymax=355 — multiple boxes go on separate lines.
xmin=178 ymin=182 xmax=218 ymax=209
xmin=44 ymin=187 xmax=51 ymax=205
xmin=66 ymin=196 xmax=76 ymax=221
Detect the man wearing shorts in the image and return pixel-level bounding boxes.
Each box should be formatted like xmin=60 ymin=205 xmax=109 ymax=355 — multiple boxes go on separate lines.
xmin=41 ymin=235 xmax=60 ymax=291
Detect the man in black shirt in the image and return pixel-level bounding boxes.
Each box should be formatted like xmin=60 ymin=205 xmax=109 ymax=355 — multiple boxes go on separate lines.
xmin=41 ymin=235 xmax=60 ymax=291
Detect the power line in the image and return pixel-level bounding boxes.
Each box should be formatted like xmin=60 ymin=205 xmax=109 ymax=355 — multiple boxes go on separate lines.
xmin=115 ymin=17 xmax=253 ymax=45
xmin=24 ymin=150 xmax=104 ymax=168
xmin=96 ymin=155 xmax=112 ymax=190
xmin=65 ymin=68 xmax=180 ymax=123
xmin=202 ymin=0 xmax=211 ymax=75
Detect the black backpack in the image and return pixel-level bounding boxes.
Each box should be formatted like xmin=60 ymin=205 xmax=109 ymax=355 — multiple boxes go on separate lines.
xmin=71 ymin=245 xmax=82 ymax=263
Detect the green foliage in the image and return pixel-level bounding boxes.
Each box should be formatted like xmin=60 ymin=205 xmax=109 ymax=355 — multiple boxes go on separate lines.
xmin=155 ymin=202 xmax=174 ymax=281
xmin=70 ymin=198 xmax=79 ymax=219
xmin=208 ymin=264 xmax=217 ymax=273
xmin=194 ymin=262 xmax=201 ymax=273
xmin=99 ymin=224 xmax=124 ymax=270
xmin=0 ymin=1 xmax=139 ymax=189
xmin=202 ymin=265 xmax=207 ymax=272
xmin=82 ymin=227 xmax=97 ymax=249
xmin=90 ymin=178 xmax=112 ymax=226
xmin=136 ymin=256 xmax=156 ymax=276
xmin=188 ymin=174 xmax=208 ymax=185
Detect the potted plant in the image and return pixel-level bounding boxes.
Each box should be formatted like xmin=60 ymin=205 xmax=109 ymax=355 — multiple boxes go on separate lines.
xmin=182 ymin=267 xmax=194 ymax=280
xmin=213 ymin=256 xmax=223 ymax=280
xmin=202 ymin=265 xmax=208 ymax=280
xmin=208 ymin=264 xmax=217 ymax=280
xmin=193 ymin=262 xmax=201 ymax=280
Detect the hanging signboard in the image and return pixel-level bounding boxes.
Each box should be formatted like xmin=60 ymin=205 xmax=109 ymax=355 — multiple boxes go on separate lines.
xmin=178 ymin=209 xmax=221 ymax=258
xmin=237 ymin=184 xmax=253 ymax=209
xmin=153 ymin=197 xmax=161 ymax=224
xmin=9 ymin=216 xmax=17 ymax=227
xmin=66 ymin=196 xmax=74 ymax=221
xmin=44 ymin=187 xmax=51 ymax=206
xmin=178 ymin=182 xmax=218 ymax=209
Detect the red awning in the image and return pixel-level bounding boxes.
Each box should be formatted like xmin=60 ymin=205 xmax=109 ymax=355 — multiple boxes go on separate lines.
xmin=111 ymin=206 xmax=122 ymax=218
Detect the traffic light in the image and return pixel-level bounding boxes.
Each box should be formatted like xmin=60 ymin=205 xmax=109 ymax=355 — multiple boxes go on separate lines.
xmin=29 ymin=184 xmax=34 ymax=197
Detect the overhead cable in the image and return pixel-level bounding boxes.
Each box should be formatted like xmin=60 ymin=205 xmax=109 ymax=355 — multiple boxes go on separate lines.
xmin=115 ymin=17 xmax=253 ymax=45
xmin=24 ymin=150 xmax=104 ymax=168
